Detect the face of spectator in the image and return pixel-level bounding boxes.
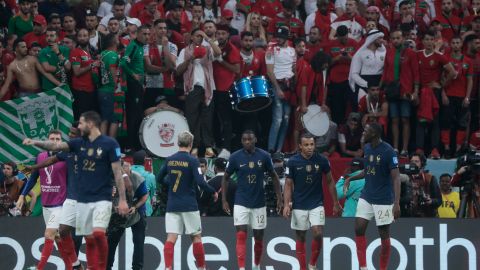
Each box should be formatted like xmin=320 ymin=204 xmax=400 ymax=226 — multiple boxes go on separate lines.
xmin=450 ymin=38 xmax=462 ymax=52
xmin=146 ymin=1 xmax=157 ymax=13
xmin=439 ymin=176 xmax=452 ymax=192
xmin=3 ymin=164 xmax=14 ymax=178
xmin=127 ymin=23 xmax=138 ymax=34
xmin=63 ymin=16 xmax=76 ymax=31
xmin=241 ymin=133 xmax=256 ymax=151
xmin=422 ymin=34 xmax=434 ymax=50
xmin=299 ymin=137 xmax=315 ymax=158
xmin=373 ymin=37 xmax=384 ymax=47
xmin=200 ymin=162 xmax=207 ymax=174
xmin=241 ymin=34 xmax=253 ymax=50
xmin=33 ymin=23 xmax=44 ymax=35
xmin=472 ymin=19 xmax=480 ymax=31
xmin=366 ymin=10 xmax=379 ymax=21
xmin=347 ymin=117 xmax=359 ymax=131
xmin=345 ymin=0 xmax=357 ymax=15
xmin=155 ymin=22 xmax=167 ymax=38
xmin=85 ymin=15 xmax=98 ymax=30
xmin=108 ymin=19 xmax=120 ymax=34
xmin=191 ymin=30 xmax=203 ymax=45
xmin=365 ymin=21 xmax=377 ymax=33
xmin=29 ymin=46 xmax=41 ymax=56
xmin=410 ymin=155 xmax=422 ymax=169
xmin=431 ymin=21 xmax=442 ymax=32
xmin=216 ymin=29 xmax=229 ymax=45
xmin=46 ymin=31 xmax=58 ymax=44
xmin=309 ymin=28 xmax=320 ymax=43
xmin=400 ymin=3 xmax=412 ymax=17
xmin=203 ymin=22 xmax=216 ymax=37
xmin=283 ymin=7 xmax=293 ymax=18
xmin=77 ymin=29 xmax=90 ymax=46
xmin=442 ymin=0 xmax=453 ymax=14
xmin=30 ymin=1 xmax=38 ymax=14
xmin=137 ymin=28 xmax=151 ymax=44
xmin=171 ymin=8 xmax=182 ymax=20
xmin=61 ymin=37 xmax=75 ymax=49
xmin=295 ymin=40 xmax=305 ymax=56
xmin=277 ymin=36 xmax=287 ymax=46
xmin=475 ymin=39 xmax=480 ymax=52
xmin=473 ymin=0 xmax=480 ymax=11
xmin=205 ymin=0 xmax=214 ymax=6
xmin=19 ymin=2 xmax=30 ymax=15
xmin=15 ymin=41 xmax=28 ymax=57
xmin=192 ymin=5 xmax=203 ymax=19
xmin=390 ymin=31 xmax=403 ymax=47
xmin=368 ymin=86 xmax=380 ymax=99
xmin=317 ymin=0 xmax=328 ymax=14
xmin=250 ymin=13 xmax=261 ymax=27
xmin=50 ymin=18 xmax=62 ymax=31
xmin=113 ymin=4 xmax=126 ymax=19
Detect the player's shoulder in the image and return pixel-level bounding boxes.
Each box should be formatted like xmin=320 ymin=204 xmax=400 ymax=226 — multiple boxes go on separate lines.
xmin=98 ymin=135 xmax=119 ymax=146
xmin=256 ymin=147 xmax=271 ymax=158
xmin=230 ymin=149 xmax=245 ymax=159
xmin=380 ymin=141 xmax=395 ymax=153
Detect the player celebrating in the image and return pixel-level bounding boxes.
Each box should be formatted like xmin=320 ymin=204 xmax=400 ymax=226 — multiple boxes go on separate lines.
xmin=344 ymin=122 xmax=400 ymax=270
xmin=221 ymin=130 xmax=283 ymax=270
xmin=157 ymin=131 xmax=218 ymax=270
xmin=283 ymin=133 xmax=342 ymax=270
xmin=23 ymin=111 xmax=129 ymax=270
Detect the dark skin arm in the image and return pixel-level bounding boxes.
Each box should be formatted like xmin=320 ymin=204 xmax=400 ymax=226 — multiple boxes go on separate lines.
xmin=221 ymin=171 xmax=232 ymax=215
xmin=269 ymin=169 xmax=283 ymax=214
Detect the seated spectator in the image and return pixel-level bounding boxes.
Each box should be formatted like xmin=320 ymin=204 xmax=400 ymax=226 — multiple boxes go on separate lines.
xmin=437 ymin=173 xmax=460 ymax=218
xmin=336 ymin=158 xmax=365 ymax=217
xmin=358 ymin=85 xmax=388 ymax=131
xmin=0 ymin=162 xmax=24 ymax=216
xmin=314 ymin=113 xmax=339 ymax=158
xmin=144 ymin=95 xmax=182 ymax=116
xmin=338 ymin=112 xmax=364 ymax=158
xmin=199 ymin=158 xmax=235 ymax=216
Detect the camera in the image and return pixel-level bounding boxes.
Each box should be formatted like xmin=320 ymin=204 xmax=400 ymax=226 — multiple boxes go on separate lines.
xmin=457 ymin=150 xmax=480 ymax=174
xmin=399 ymin=163 xmax=420 ymax=175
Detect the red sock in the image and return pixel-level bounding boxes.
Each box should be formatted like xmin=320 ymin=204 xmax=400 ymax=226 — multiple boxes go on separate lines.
xmin=37 ymin=239 xmax=54 ymax=270
xmin=355 ymin=236 xmax=367 ymax=268
xmin=56 ymin=239 xmax=72 ymax=270
xmin=457 ymin=130 xmax=467 ymax=146
xmin=164 ymin=241 xmax=175 ymax=268
xmin=441 ymin=130 xmax=450 ymax=146
xmin=309 ymin=238 xmax=322 ymax=266
xmin=236 ymin=231 xmax=247 ymax=268
xmin=93 ymin=231 xmax=108 ymax=270
xmin=193 ymin=242 xmax=206 ymax=268
xmin=61 ymin=234 xmax=79 ymax=266
xmin=295 ymin=240 xmax=306 ymax=270
xmin=85 ymin=237 xmax=98 ymax=270
xmin=254 ymin=239 xmax=263 ymax=266
xmin=380 ymin=238 xmax=391 ymax=270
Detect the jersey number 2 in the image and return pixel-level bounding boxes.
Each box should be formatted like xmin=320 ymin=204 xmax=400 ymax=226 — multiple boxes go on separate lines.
xmin=172 ymin=170 xmax=183 ymax=192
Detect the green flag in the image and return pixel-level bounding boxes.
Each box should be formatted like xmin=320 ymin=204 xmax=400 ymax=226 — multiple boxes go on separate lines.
xmin=0 ymin=85 xmax=73 ymax=163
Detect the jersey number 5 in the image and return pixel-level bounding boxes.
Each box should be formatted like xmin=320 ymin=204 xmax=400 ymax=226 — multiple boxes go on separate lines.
xmin=171 ymin=170 xmax=183 ymax=192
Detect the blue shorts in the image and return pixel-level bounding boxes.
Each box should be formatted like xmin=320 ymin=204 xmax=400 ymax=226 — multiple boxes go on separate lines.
xmin=389 ymin=99 xmax=411 ymax=118
xmin=97 ymin=91 xmax=115 ymax=122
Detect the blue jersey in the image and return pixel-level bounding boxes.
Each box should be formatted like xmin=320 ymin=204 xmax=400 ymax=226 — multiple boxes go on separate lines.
xmin=67 ymin=135 xmax=121 ymax=203
xmin=226 ymin=148 xmax=274 ymax=208
xmin=157 ymin=151 xmax=215 ymax=212
xmin=361 ymin=142 xmax=398 ymax=204
xmin=56 ymin=151 xmax=77 ymax=200
xmin=286 ymin=153 xmax=331 ymax=210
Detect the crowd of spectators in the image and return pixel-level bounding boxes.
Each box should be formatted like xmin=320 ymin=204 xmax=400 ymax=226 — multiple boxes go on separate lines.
xmin=1 ymin=0 xmax=480 ymax=219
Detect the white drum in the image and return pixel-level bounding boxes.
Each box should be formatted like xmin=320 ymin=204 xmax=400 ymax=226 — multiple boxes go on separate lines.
xmin=301 ymin=104 xmax=329 ymax=136
xmin=139 ymin=110 xmax=190 ymax=157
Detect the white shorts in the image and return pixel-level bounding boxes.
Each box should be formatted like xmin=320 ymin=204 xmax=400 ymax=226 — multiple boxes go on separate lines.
xmin=291 ymin=206 xmax=325 ymax=231
xmin=165 ymin=211 xmax=202 ymax=235
xmin=356 ymin=198 xmax=394 ymax=226
xmin=43 ymin=206 xmax=62 ymax=229
xmin=60 ymin=199 xmax=77 ymax=227
xmin=233 ymin=205 xmax=267 ymax=230
xmin=75 ymin=200 xmax=112 ymax=236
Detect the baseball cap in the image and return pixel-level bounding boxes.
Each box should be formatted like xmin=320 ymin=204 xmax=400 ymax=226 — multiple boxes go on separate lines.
xmin=274 ymin=27 xmax=289 ymax=39
xmin=350 ymin=157 xmax=364 ymax=169
xmin=33 ymin=15 xmax=47 ymax=26
xmin=336 ymin=25 xmax=349 ymax=37
xmin=126 ymin=17 xmax=142 ymax=27
xmin=222 ymin=9 xmax=234 ymax=19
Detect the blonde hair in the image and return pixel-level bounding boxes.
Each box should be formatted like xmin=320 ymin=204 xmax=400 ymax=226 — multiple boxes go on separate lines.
xmin=246 ymin=12 xmax=267 ymax=44
xmin=178 ymin=131 xmax=194 ymax=147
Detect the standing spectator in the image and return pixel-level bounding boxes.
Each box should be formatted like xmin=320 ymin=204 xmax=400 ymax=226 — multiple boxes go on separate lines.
xmin=364 ymin=6 xmax=389 ymax=37
xmin=166 ymin=2 xmax=187 ymax=34
xmin=176 ymin=28 xmax=221 ymax=157
xmin=438 ymin=173 xmax=460 ymax=218
xmin=186 ymin=2 xmax=204 ymax=32
xmin=303 ymin=26 xmax=323 ymax=62
xmin=464 ymin=34 xmax=480 ymax=140
xmin=416 ymin=31 xmax=457 ymax=159
xmin=224 ymin=0 xmax=249 ymax=33
xmin=329 ymin=0 xmax=366 ymax=42
xmin=120 ymin=25 xmax=150 ymax=151
xmin=266 ymin=27 xmax=296 ymax=153
xmin=202 ymin=20 xmax=217 ymax=41
xmin=62 ymin=14 xmax=77 ymax=37
xmin=38 ymin=28 xmax=71 ymax=91
xmin=239 ymin=31 xmax=266 ymax=78
xmin=70 ymin=28 xmax=98 ymax=120
xmin=138 ymin=0 xmax=162 ymax=26
xmin=244 ymin=12 xmax=267 ymax=47
xmin=23 ymin=14 xmax=47 ymax=48
xmin=391 ymin=1 xmax=419 ymax=33
xmin=441 ymin=37 xmax=472 ymax=158
xmin=213 ymin=23 xmax=241 ymax=157
xmin=131 ymin=150 xmax=157 ymax=217
xmin=251 ymin=0 xmax=283 ymax=25
xmin=381 ymin=30 xmax=419 ymax=157
xmin=48 ymin=13 xmax=63 ymax=38
xmin=338 ymin=112 xmax=364 ymax=158
xmin=335 ymin=158 xmax=365 ymax=217
xmin=267 ymin=0 xmax=305 ymax=42
xmin=0 ymin=162 xmax=24 ymax=216
xmin=432 ymin=0 xmax=463 ymax=41
xmin=8 ymin=0 xmax=32 ymax=39
xmin=98 ymin=0 xmax=130 ymax=35
xmin=85 ymin=9 xmax=99 ymax=51
xmin=143 ymin=19 xmax=178 ymax=110
xmin=324 ymin=25 xmax=357 ymax=124
xmin=304 ymin=0 xmax=337 ymax=38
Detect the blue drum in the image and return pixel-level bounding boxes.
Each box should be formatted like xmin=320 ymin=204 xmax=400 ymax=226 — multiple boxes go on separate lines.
xmin=230 ymin=76 xmax=272 ymax=112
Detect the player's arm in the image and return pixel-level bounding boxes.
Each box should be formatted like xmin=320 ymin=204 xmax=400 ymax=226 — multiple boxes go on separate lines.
xmin=391 ymin=167 xmax=401 ymax=219
xmin=343 ymin=169 xmax=365 ymax=195
xmin=268 ymin=168 xmax=284 ymax=214
xmin=221 ymin=171 xmax=231 ymax=215
xmin=26 ymin=155 xmax=60 ymax=172
xmin=112 ymin=160 xmax=129 ymax=216
xmin=326 ymin=171 xmax=341 ymax=216
xmin=282 ymin=177 xmax=293 ymax=218
xmin=23 ymin=138 xmax=70 ymax=152
xmin=17 ymin=170 xmax=39 ymax=210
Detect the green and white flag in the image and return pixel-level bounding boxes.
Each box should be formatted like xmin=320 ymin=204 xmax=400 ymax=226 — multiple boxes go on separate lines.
xmin=0 ymin=85 xmax=73 ymax=163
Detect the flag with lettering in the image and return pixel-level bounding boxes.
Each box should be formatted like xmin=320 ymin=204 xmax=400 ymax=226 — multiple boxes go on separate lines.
xmin=0 ymin=85 xmax=73 ymax=163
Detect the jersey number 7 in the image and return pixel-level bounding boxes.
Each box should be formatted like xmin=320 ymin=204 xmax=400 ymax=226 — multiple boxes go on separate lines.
xmin=171 ymin=170 xmax=183 ymax=192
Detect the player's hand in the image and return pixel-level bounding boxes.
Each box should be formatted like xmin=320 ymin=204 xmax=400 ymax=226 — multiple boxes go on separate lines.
xmin=343 ymin=177 xmax=351 ymax=195
xmin=393 ymin=203 xmax=400 ymax=220
xmin=282 ymin=205 xmax=291 ymax=219
xmin=212 ymin=192 xmax=219 ymax=202
xmin=16 ymin=195 xmax=25 ymax=211
xmin=117 ymin=200 xmax=129 ymax=216
xmin=128 ymin=206 xmax=136 ymax=215
xmin=332 ymin=202 xmax=342 ymax=216
xmin=222 ymin=200 xmax=231 ymax=215
xmin=276 ymin=198 xmax=284 ymax=214
xmin=22 ymin=138 xmax=35 ymax=146
xmin=23 ymin=165 xmax=34 ymax=173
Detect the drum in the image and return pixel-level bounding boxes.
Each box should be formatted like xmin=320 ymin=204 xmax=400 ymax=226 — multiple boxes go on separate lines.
xmin=139 ymin=110 xmax=190 ymax=158
xmin=301 ymin=104 xmax=330 ymax=136
xmin=230 ymin=76 xmax=272 ymax=112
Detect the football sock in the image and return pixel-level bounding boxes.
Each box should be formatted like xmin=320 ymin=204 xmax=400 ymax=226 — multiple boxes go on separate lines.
xmin=193 ymin=242 xmax=206 ymax=268
xmin=355 ymin=236 xmax=367 ymax=268
xmin=164 ymin=241 xmax=175 ymax=268
xmin=295 ymin=240 xmax=306 ymax=270
xmin=254 ymin=239 xmax=263 ymax=266
xmin=309 ymin=238 xmax=322 ymax=266
xmin=236 ymin=231 xmax=247 ymax=268
xmin=56 ymin=238 xmax=72 ymax=270
xmin=380 ymin=238 xmax=391 ymax=270
xmin=37 ymin=238 xmax=54 ymax=270
xmin=85 ymin=237 xmax=98 ymax=270
xmin=93 ymin=231 xmax=108 ymax=270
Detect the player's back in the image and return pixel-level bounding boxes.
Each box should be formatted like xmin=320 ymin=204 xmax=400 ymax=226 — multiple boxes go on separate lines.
xmin=361 ymin=142 xmax=398 ymax=204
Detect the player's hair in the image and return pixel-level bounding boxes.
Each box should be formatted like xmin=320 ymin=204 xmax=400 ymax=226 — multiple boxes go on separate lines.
xmin=13 ymin=38 xmax=25 ymax=50
xmin=153 ymin=18 xmax=167 ymax=26
xmin=178 ymin=131 xmax=194 ymax=147
xmin=80 ymin=111 xmax=101 ymax=128
xmin=48 ymin=129 xmax=62 ymax=137
xmin=369 ymin=122 xmax=383 ymax=138
xmin=440 ymin=173 xmax=452 ymax=180
xmin=242 ymin=129 xmax=256 ymax=137
xmin=113 ymin=0 xmax=126 ymax=7
xmin=241 ymin=31 xmax=254 ymax=39
xmin=410 ymin=153 xmax=427 ymax=167
xmin=299 ymin=132 xmax=315 ymax=143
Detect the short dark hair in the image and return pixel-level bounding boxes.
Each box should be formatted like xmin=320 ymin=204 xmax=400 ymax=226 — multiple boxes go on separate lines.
xmin=80 ymin=111 xmax=101 ymax=128
xmin=13 ymin=38 xmax=25 ymax=50
xmin=102 ymin=32 xmax=117 ymax=50
xmin=198 ymin=158 xmax=207 ymax=165
xmin=399 ymin=0 xmax=411 ymax=8
xmin=153 ymin=18 xmax=167 ymax=26
xmin=46 ymin=27 xmax=58 ymax=35
xmin=440 ymin=173 xmax=452 ymax=180
xmin=242 ymin=129 xmax=256 ymax=137
xmin=299 ymin=132 xmax=315 ymax=143
xmin=49 ymin=13 xmax=61 ymax=23
xmin=423 ymin=30 xmax=435 ymax=39
xmin=368 ymin=122 xmax=383 ymax=138
xmin=113 ymin=0 xmax=126 ymax=6
xmin=293 ymin=37 xmax=306 ymax=46
xmin=241 ymin=31 xmax=254 ymax=39
xmin=133 ymin=150 xmax=146 ymax=165
xmin=48 ymin=129 xmax=62 ymax=137
xmin=410 ymin=153 xmax=427 ymax=167
xmin=203 ymin=20 xmax=216 ymax=25
xmin=191 ymin=27 xmax=202 ymax=35
xmin=62 ymin=13 xmax=75 ymax=21
xmin=310 ymin=51 xmax=331 ymax=72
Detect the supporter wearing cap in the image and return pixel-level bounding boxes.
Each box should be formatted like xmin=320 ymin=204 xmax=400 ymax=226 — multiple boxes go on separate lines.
xmin=335 ymin=157 xmax=365 ymax=217
xmin=122 ymin=17 xmax=142 ymax=43
xmin=338 ymin=112 xmax=364 ymax=157
xmin=23 ymin=14 xmax=48 ymax=48
xmin=218 ymin=9 xmax=239 ymax=36
xmin=8 ymin=0 xmax=33 ymax=39
xmin=329 ymin=0 xmax=366 ymax=42
xmin=223 ymin=0 xmax=251 ymax=33
xmin=267 ymin=0 xmax=305 ymax=42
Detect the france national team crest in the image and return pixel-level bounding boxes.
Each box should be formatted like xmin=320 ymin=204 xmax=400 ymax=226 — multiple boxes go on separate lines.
xmin=376 ymin=155 xmax=381 ymax=163
xmin=96 ymin=147 xmax=103 ymax=157
xmin=249 ymin=161 xmax=255 ymax=168
xmin=315 ymin=164 xmax=319 ymax=171
xmin=257 ymin=160 xmax=263 ymax=167
xmin=306 ymin=165 xmax=312 ymax=172
xmin=87 ymin=148 xmax=94 ymax=156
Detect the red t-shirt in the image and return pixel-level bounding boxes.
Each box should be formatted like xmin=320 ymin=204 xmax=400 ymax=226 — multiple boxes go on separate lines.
xmin=251 ymin=0 xmax=283 ymax=20
xmin=358 ymin=94 xmax=386 ymax=114
xmin=69 ymin=48 xmax=95 ymax=92
xmin=213 ymin=41 xmax=242 ymax=91
xmin=324 ymin=38 xmax=357 ymax=83
xmin=432 ymin=14 xmax=462 ymax=41
xmin=240 ymin=50 xmax=266 ymax=78
xmin=267 ymin=15 xmax=305 ymax=41
xmin=417 ymin=50 xmax=449 ymax=86
xmin=445 ymin=54 xmax=473 ymax=98
xmin=23 ymin=32 xmax=47 ymax=48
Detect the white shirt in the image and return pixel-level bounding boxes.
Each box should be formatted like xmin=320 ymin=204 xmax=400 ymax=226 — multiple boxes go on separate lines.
xmin=144 ymin=42 xmax=178 ymax=88
xmin=265 ymin=46 xmax=296 ymax=80
xmin=203 ymin=7 xmax=220 ymax=22
xmin=304 ymin=12 xmax=337 ymax=35
xmin=304 ymin=0 xmax=317 ymax=15
xmin=331 ymin=17 xmax=365 ymax=41
xmin=89 ymin=31 xmax=99 ymax=50
xmin=349 ymin=48 xmax=386 ymax=88
xmin=176 ymin=47 xmax=214 ymax=90
xmin=224 ymin=0 xmax=245 ymax=33
xmin=97 ymin=1 xmax=131 ymax=18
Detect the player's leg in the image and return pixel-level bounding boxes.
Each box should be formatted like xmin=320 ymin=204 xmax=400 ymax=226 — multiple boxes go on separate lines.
xmin=184 ymin=211 xmax=206 ymax=270
xmin=377 ymin=225 xmax=391 ymax=270
xmin=38 ymin=207 xmax=69 ymax=270
xmin=165 ymin=233 xmax=179 ymax=270
xmin=91 ymin=201 xmax=113 ymax=270
xmin=308 ymin=206 xmax=325 ymax=269
xmin=251 ymin=207 xmax=267 ymax=269
xmin=291 ymin=208 xmax=309 ymax=270
xmin=59 ymin=199 xmax=83 ymax=269
xmin=164 ymin=212 xmax=183 ymax=270
xmin=233 ymin=205 xmax=250 ymax=270
xmin=190 ymin=234 xmax=206 ymax=270
xmin=355 ymin=199 xmax=375 ymax=270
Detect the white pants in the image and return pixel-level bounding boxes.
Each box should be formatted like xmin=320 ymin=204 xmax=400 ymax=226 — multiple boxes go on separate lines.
xmin=165 ymin=211 xmax=202 ymax=235
xmin=43 ymin=206 xmax=63 ymax=229
xmin=356 ymin=198 xmax=394 ymax=226
xmin=233 ymin=205 xmax=267 ymax=229
xmin=59 ymin=198 xmax=77 ymax=227
xmin=75 ymin=200 xmax=112 ymax=235
xmin=291 ymin=206 xmax=325 ymax=231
